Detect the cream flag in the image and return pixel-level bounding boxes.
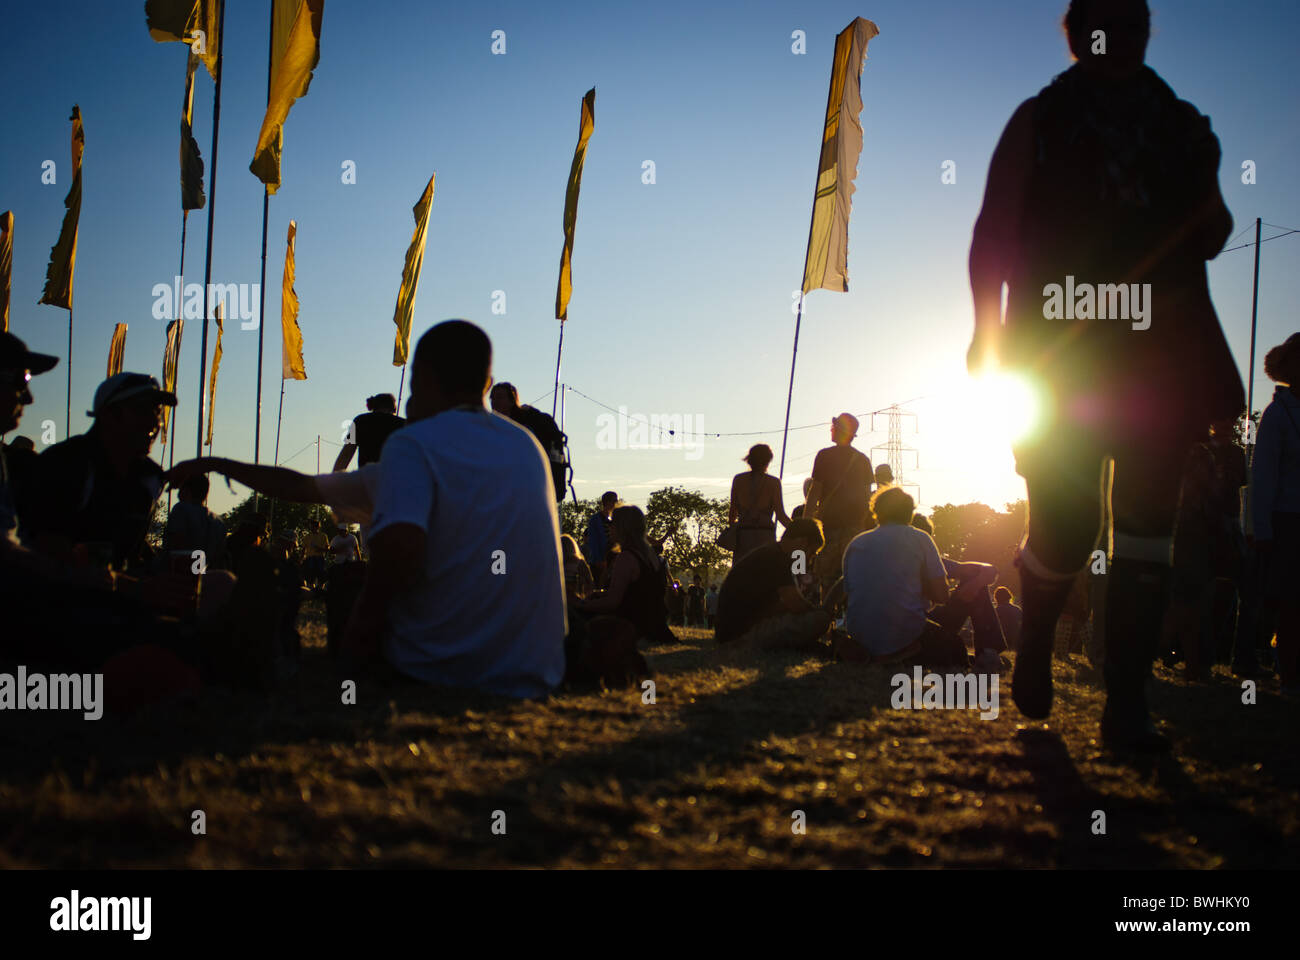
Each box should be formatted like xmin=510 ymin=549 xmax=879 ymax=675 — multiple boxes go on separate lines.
xmin=801 ymin=17 xmax=879 ymax=295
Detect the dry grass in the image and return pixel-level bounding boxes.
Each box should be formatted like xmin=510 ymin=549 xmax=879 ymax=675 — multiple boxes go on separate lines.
xmin=1 ymin=598 xmax=1296 ymax=868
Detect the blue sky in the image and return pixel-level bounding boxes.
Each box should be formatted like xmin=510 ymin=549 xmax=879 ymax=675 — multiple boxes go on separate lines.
xmin=2 ymin=0 xmax=1297 ymax=516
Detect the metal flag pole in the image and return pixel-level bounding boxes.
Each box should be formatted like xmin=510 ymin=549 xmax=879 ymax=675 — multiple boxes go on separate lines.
xmin=194 ymin=0 xmax=227 ymax=456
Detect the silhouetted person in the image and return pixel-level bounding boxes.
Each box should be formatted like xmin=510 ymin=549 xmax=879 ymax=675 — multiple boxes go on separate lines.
xmin=715 ymin=518 xmax=832 ymax=650
xmin=165 ymin=473 xmax=227 ymax=570
xmin=1248 ymin=334 xmax=1300 ymax=693
xmin=576 ymin=505 xmax=674 ymax=645
xmin=728 ymin=443 xmax=791 ymax=559
xmin=334 ymin=393 xmax=406 ymax=470
xmin=585 ymin=491 xmax=618 ymax=584
xmin=967 ymin=0 xmax=1241 ymax=750
xmin=490 ymin=382 xmax=569 ymax=502
xmin=806 ymin=413 xmax=872 ymax=595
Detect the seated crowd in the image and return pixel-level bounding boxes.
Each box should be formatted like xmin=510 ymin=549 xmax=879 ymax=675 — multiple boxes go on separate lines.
xmin=0 ymin=321 xmax=1017 ymax=716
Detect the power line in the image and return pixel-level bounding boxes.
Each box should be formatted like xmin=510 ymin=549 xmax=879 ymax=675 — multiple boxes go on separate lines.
xmin=1221 ymin=227 xmax=1299 ymax=254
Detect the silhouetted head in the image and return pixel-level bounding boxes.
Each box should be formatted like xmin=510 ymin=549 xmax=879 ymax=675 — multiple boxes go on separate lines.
xmin=601 ymin=491 xmax=619 ymax=514
xmin=875 ymin=463 xmax=894 ymax=485
xmin=1065 ymin=0 xmax=1150 ymax=80
xmin=407 ymin=320 xmax=492 ymax=421
xmin=1264 ymin=334 xmax=1300 ymax=386
xmin=995 ymin=586 xmax=1014 ymax=605
xmin=910 ymin=512 xmax=934 ymax=536
xmin=871 ymin=486 xmax=915 ymax=526
xmin=831 ymin=412 xmax=859 ymax=445
xmin=560 ymin=533 xmax=581 ymax=561
xmin=780 ymin=516 xmax=825 ymax=558
xmin=366 ymin=393 xmax=397 ymax=414
xmin=489 ymin=382 xmax=519 ymax=415
xmin=0 ymin=332 xmax=57 ymax=435
xmin=744 ymin=443 xmax=774 ymax=472
xmin=90 ymin=372 xmax=177 ymax=460
xmin=180 ymin=473 xmax=210 ymax=505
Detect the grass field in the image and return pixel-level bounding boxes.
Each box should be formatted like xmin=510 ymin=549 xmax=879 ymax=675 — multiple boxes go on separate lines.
xmin=2 ymin=599 xmax=1297 ymax=868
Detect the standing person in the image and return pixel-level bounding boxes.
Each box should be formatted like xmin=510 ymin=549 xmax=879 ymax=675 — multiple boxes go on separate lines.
xmin=333 ymin=393 xmax=406 ymax=471
xmin=687 ymin=574 xmax=705 ymax=626
xmin=301 ymin=518 xmax=330 ymax=591
xmin=342 ymin=320 xmax=566 ymax=697
xmin=0 ymin=333 xmax=58 ymax=544
xmin=490 ymin=382 xmax=570 ymax=503
xmin=330 ymin=524 xmax=361 ymax=564
xmin=806 ymin=413 xmax=873 ymax=595
xmin=705 ymin=582 xmax=720 ymax=629
xmin=728 ymin=443 xmax=792 ymax=560
xmin=1248 ymin=334 xmax=1300 ymax=694
xmin=585 ymin=491 xmax=618 ymax=586
xmin=966 ymin=0 xmax=1242 ymax=749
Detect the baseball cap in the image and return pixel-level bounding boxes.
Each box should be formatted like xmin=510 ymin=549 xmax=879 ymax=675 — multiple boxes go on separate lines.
xmin=0 ymin=331 xmax=59 ymax=375
xmin=88 ymin=372 xmax=178 ymax=417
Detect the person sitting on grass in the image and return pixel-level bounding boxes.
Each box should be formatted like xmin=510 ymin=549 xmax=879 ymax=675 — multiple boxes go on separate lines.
xmin=910 ymin=511 xmax=1008 ymax=672
xmin=824 ymin=486 xmax=965 ymax=667
xmin=342 ymin=320 xmax=566 ymax=697
xmin=561 ymin=533 xmax=595 ymax=602
xmin=714 ymin=517 xmax=834 ymax=651
xmin=575 ymin=505 xmax=675 ymax=645
xmin=994 ymin=585 xmax=1023 ymax=652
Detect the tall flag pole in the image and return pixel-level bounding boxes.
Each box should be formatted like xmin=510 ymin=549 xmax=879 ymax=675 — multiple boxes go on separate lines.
xmin=161 ymin=318 xmax=184 ymax=441
xmin=193 ymin=0 xmax=226 ymax=457
xmin=205 ymin=302 xmax=224 ymax=447
xmin=779 ymin=17 xmax=878 ymax=479
xmin=0 ymin=211 xmax=12 ymax=333
xmin=553 ymin=87 xmax=595 ymax=419
xmin=250 ymin=0 xmax=324 ymax=465
xmin=274 ymin=219 xmax=306 ymax=468
xmin=38 ymin=105 xmax=84 ymax=440
xmin=392 ymin=175 xmax=436 ymax=408
xmin=106 ymin=323 xmax=128 ymax=377
xmin=144 ymin=0 xmax=221 ymax=457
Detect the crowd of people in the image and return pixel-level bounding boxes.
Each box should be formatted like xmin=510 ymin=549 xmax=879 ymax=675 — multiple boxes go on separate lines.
xmin=0 ymin=0 xmax=1294 ymax=752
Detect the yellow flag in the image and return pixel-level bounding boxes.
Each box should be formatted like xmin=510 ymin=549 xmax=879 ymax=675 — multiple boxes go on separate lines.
xmin=107 ymin=323 xmax=128 ymax=377
xmin=161 ymin=318 xmax=184 ymax=440
xmin=181 ymin=49 xmax=206 ymax=211
xmin=556 ymin=88 xmax=595 ymax=322
xmin=281 ymin=221 xmax=306 ymax=380
xmin=802 ymin=17 xmax=879 ymax=295
xmin=205 ymin=303 xmax=223 ymax=446
xmin=250 ymin=0 xmax=324 ymax=194
xmin=145 ymin=0 xmax=221 ymax=81
xmin=39 ymin=106 xmax=84 ymax=311
xmin=391 ymin=175 xmax=436 ymax=366
xmin=0 ymin=211 xmax=12 ymax=332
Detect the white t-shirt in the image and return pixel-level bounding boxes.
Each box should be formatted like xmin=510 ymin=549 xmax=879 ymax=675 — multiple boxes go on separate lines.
xmin=368 ymin=408 xmax=567 ymax=698
xmin=330 ymin=532 xmax=360 ymax=562
xmin=843 ymin=523 xmax=948 ymax=657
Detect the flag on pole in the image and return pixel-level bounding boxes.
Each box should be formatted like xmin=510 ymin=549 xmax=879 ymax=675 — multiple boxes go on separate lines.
xmin=39 ymin=106 xmax=84 ymax=311
xmin=281 ymin=220 xmax=306 ymax=380
xmin=801 ymin=17 xmax=878 ymax=295
xmin=250 ymin=0 xmax=324 ymax=195
xmin=555 ymin=87 xmax=595 ymax=322
xmin=180 ymin=49 xmax=207 ymax=211
xmin=391 ymin=174 xmax=436 ymax=366
xmin=0 ymin=211 xmax=12 ymax=332
xmin=160 ymin=319 xmax=184 ymax=441
xmin=145 ymin=0 xmax=221 ymax=80
xmin=146 ymin=0 xmax=221 ymax=80
xmin=205 ymin=302 xmax=223 ymax=446
xmin=107 ymin=323 xmax=128 ymax=377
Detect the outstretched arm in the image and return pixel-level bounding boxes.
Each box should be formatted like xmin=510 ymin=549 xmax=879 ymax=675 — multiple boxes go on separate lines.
xmin=169 ymin=456 xmax=320 ymax=504
xmin=333 ymin=444 xmax=357 ymax=472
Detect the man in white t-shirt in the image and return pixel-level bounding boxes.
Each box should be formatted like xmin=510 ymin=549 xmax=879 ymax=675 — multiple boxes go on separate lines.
xmin=348 ymin=319 xmax=565 ymax=698
xmin=827 ymin=486 xmax=957 ymax=664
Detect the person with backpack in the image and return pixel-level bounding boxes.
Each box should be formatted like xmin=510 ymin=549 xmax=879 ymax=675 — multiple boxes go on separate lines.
xmin=490 ymin=382 xmax=569 ymax=503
